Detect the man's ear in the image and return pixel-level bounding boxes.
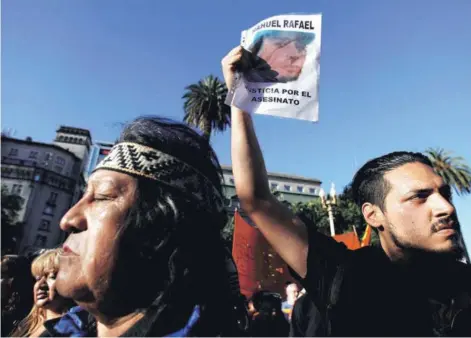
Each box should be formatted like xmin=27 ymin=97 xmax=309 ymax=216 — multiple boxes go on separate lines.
xmin=362 ymin=203 xmax=385 ymax=231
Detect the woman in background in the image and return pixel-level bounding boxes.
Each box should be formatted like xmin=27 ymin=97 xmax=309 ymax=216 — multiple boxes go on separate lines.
xmin=10 ymin=249 xmax=72 ymax=337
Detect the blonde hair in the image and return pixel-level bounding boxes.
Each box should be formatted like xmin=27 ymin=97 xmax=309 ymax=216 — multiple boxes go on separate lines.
xmin=10 ymin=249 xmax=62 ymax=337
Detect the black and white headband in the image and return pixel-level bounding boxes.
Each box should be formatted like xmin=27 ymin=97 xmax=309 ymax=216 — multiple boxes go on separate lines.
xmin=93 ymin=142 xmax=224 ymax=213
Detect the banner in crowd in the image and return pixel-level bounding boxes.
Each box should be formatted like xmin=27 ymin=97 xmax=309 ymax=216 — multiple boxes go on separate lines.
xmin=232 ymin=212 xmax=373 ymax=298
xmin=232 ymin=210 xmax=292 ymax=298
xmin=226 ymin=13 xmax=322 ymax=122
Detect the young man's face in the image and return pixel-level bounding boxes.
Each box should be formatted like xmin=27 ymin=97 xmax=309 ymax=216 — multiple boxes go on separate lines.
xmin=379 ymin=162 xmax=460 ymax=257
xmin=257 ymin=37 xmax=307 ymax=82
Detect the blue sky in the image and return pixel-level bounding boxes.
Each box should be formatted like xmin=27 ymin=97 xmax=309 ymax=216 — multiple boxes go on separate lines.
xmin=3 ymin=0 xmax=471 ymax=246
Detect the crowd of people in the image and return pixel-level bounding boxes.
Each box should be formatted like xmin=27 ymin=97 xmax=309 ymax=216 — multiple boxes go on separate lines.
xmin=1 ymin=46 xmax=470 ymax=336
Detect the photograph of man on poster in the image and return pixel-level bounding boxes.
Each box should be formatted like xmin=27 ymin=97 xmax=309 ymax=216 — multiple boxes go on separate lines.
xmin=244 ymin=30 xmax=315 ymax=83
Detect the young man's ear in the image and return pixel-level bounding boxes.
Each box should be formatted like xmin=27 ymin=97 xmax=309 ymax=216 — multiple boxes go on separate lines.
xmin=362 ymin=203 xmax=385 ymax=231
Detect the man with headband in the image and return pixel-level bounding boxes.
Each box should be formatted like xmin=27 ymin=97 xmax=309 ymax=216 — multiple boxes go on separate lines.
xmin=48 ymin=117 xmax=248 ymax=337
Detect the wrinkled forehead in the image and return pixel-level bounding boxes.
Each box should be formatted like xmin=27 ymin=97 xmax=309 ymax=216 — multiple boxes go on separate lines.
xmin=88 ymin=169 xmax=138 ymax=192
xmin=383 ymin=162 xmax=444 ymax=195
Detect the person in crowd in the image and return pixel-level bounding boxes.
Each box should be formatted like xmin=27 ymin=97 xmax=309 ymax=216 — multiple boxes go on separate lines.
xmin=49 ymin=117 xmax=248 ymax=337
xmin=250 ymin=291 xmax=289 ymax=337
xmin=281 ymin=281 xmax=299 ymax=321
xmin=222 ymin=46 xmax=471 ymax=336
xmin=10 ymin=249 xmax=72 ymax=337
xmin=1 ymin=255 xmax=34 ymax=337
xmin=246 ymin=296 xmax=256 ymax=318
xmin=289 ymin=291 xmax=321 ymax=337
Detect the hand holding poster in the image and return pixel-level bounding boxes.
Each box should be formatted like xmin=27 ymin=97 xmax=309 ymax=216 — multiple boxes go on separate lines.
xmin=226 ymin=14 xmax=322 ymax=122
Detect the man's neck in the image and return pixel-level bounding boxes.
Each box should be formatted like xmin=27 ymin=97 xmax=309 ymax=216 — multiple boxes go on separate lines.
xmin=95 ymin=311 xmax=146 ymax=338
xmin=381 ymin=240 xmax=459 ymax=268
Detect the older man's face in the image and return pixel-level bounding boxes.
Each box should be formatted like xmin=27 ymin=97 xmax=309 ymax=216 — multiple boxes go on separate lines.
xmin=56 ymin=170 xmax=137 ymax=306
xmin=257 ymin=37 xmax=307 ymax=82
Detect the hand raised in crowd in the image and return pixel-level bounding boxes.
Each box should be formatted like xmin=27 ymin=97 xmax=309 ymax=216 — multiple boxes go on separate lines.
xmin=221 ymin=45 xmax=244 ymax=90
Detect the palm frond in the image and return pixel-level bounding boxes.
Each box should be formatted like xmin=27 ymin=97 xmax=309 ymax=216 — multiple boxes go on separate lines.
xmin=425 ymin=148 xmax=471 ymax=196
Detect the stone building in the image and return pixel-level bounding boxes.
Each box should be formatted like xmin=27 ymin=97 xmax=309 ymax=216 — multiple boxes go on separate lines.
xmin=1 ymin=127 xmax=91 ymax=254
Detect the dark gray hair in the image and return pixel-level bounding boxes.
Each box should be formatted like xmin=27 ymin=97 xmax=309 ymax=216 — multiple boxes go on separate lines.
xmin=108 ymin=116 xmax=242 ymax=336
xmin=352 ymin=151 xmax=433 ymax=211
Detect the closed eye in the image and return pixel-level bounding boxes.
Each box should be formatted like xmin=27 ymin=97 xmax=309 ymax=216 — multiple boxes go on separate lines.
xmin=94 ymin=194 xmax=113 ymax=201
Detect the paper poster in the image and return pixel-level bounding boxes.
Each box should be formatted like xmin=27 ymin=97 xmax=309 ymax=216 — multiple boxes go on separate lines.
xmin=227 ymin=14 xmax=322 ymax=122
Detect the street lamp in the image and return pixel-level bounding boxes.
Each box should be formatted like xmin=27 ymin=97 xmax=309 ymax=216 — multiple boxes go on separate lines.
xmin=319 ymin=183 xmax=337 ymax=236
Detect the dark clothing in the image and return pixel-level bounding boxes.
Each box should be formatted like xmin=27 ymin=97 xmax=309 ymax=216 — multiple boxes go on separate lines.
xmin=289 ymin=293 xmax=320 ymax=337
xmin=300 ymin=229 xmax=471 ymax=336
xmin=251 ymin=313 xmax=290 ymax=337
xmin=42 ymin=300 xmax=248 ymax=337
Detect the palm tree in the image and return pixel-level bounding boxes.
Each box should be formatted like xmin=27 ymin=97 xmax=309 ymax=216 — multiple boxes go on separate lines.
xmin=182 ymin=75 xmax=231 ymax=141
xmin=425 ymin=148 xmax=471 ymax=196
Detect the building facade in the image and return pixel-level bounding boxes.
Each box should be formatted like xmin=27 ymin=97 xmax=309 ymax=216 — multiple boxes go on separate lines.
xmin=1 ymin=127 xmax=91 ymax=255
xmin=221 ymin=165 xmax=322 ymax=217
xmin=84 ymin=141 xmax=114 ymax=180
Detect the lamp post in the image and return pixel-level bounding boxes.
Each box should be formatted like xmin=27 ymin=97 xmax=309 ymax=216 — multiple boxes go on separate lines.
xmin=319 ymin=183 xmax=337 ymax=237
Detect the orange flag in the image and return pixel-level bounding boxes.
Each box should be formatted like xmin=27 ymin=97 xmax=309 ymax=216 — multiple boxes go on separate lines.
xmin=333 ymin=231 xmax=361 ymax=250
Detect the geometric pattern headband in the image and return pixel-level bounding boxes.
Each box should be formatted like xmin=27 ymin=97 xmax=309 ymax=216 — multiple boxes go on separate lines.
xmin=93 ymin=142 xmax=224 ymax=213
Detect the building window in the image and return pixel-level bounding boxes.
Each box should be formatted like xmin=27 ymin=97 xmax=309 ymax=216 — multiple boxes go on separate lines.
xmin=45 ymin=152 xmax=53 ymax=161
xmin=28 ymin=151 xmax=39 ymax=159
xmin=54 ymin=166 xmax=63 ymax=174
xmin=38 ymin=220 xmax=51 ymax=232
xmin=309 ymin=188 xmax=316 ymax=194
xmin=9 ymin=148 xmax=18 ymax=156
xmin=34 ymin=234 xmax=48 ymax=247
xmin=55 ymin=157 xmax=66 ymax=166
xmin=48 ymin=192 xmax=58 ymax=204
xmin=11 ymin=184 xmax=23 ymax=195
xmin=270 ymin=183 xmax=278 ymax=190
xmin=284 ymin=185 xmax=291 ymax=192
xmin=43 ymin=205 xmax=55 ymax=216
xmin=231 ymin=198 xmax=240 ymax=209
xmin=34 ymin=174 xmax=41 ymax=182
xmin=297 ymin=186 xmax=304 ymax=193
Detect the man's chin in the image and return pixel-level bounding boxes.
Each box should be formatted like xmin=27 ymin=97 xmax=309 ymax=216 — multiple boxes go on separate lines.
xmin=56 ymin=271 xmax=79 ymax=297
xmin=276 ymin=74 xmax=299 ymax=83
xmin=56 ymin=274 xmax=93 ymax=303
xmin=424 ymin=240 xmax=463 ymax=259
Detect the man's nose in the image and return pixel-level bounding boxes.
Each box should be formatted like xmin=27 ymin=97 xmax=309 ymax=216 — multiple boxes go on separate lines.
xmin=60 ymin=198 xmax=88 ymax=233
xmin=431 ymin=193 xmax=455 ymax=218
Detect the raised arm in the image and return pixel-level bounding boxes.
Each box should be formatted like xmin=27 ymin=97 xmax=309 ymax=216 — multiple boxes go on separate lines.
xmin=222 ymin=46 xmax=309 ymax=278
